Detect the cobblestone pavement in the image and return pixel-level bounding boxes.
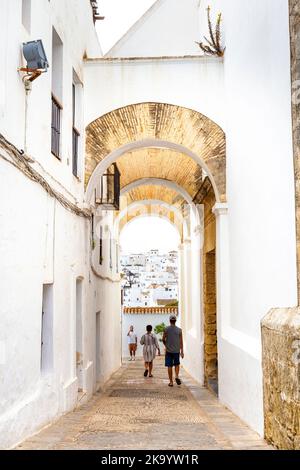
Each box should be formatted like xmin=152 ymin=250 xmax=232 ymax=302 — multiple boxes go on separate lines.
xmin=16 ymin=358 xmax=273 ymax=450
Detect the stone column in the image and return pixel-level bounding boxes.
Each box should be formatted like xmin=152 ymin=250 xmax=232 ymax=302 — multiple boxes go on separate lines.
xmin=183 ymin=238 xmax=192 ymax=331
xmin=191 ymin=224 xmax=204 ymax=338
xmin=212 ymin=203 xmax=231 ymax=335
xmin=178 ymin=242 xmax=186 ymax=329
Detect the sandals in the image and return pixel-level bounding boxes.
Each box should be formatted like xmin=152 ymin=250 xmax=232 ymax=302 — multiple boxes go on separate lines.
xmin=144 ymin=369 xmax=148 ymax=377
xmin=149 ymin=374 xmax=153 ymax=378
xmin=175 ymin=377 xmax=182 ymax=385
xmin=168 ymin=382 xmax=174 ymax=387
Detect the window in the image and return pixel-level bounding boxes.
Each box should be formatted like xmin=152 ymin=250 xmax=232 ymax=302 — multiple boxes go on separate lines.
xmin=76 ymin=278 xmax=83 ymax=391
xmin=99 ymin=226 xmax=103 ymax=265
xmin=72 ymin=87 xmax=80 ymax=176
xmin=91 ymin=214 xmax=94 ymax=242
xmin=109 ymin=236 xmax=113 ymax=270
xmin=41 ymin=284 xmax=53 ymax=373
xmin=51 ymin=94 xmax=62 ymax=157
xmin=116 ymin=244 xmax=119 ymax=273
xmin=22 ymin=0 xmax=31 ymax=32
xmin=51 ymin=28 xmax=63 ymax=158
xmin=72 ymin=70 xmax=82 ymax=177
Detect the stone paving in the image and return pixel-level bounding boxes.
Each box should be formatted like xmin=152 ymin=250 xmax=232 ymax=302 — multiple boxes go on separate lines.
xmin=16 ymin=358 xmax=273 ymax=450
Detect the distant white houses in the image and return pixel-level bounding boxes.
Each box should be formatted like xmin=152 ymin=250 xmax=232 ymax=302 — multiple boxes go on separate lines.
xmin=121 ymin=250 xmax=178 ymax=307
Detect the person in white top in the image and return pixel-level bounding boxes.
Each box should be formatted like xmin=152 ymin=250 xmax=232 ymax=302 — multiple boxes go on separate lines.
xmin=127 ymin=325 xmax=137 ymax=361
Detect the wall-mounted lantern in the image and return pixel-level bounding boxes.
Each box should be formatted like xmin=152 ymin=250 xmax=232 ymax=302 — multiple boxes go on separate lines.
xmin=20 ymin=39 xmax=49 ymax=82
xmin=95 ymin=163 xmax=120 ymax=210
xmin=123 ymin=270 xmax=135 ymax=290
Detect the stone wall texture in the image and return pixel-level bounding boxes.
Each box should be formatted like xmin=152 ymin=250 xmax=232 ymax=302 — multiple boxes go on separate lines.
xmin=261 ymin=308 xmax=300 ymax=449
xmin=290 ymin=0 xmax=300 ymax=301
xmin=197 ymin=181 xmax=217 ymax=389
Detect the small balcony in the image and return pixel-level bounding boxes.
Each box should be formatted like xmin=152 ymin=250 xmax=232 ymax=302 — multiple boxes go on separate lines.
xmin=95 ymin=163 xmax=120 ymax=210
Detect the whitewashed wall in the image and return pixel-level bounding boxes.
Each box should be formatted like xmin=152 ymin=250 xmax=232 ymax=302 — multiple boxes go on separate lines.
xmin=122 ymin=313 xmax=170 ymax=358
xmin=105 ymin=0 xmax=201 ymax=58
xmin=0 ymin=0 xmax=121 ymax=449
xmin=199 ymin=0 xmax=297 ymax=434
xmin=84 ymin=56 xmax=225 ymax=129
xmin=0 ymin=0 xmax=297 ymax=447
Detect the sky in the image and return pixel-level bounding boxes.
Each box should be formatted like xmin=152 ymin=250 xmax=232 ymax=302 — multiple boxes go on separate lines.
xmin=120 ymin=217 xmax=180 ymax=254
xmin=96 ymin=0 xmax=157 ymax=54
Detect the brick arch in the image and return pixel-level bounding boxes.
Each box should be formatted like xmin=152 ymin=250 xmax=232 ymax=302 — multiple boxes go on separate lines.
xmin=85 ymin=102 xmax=226 ymax=201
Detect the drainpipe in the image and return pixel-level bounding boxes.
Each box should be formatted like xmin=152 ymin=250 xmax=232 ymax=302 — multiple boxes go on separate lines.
xmin=22 ymin=77 xmax=35 ymax=162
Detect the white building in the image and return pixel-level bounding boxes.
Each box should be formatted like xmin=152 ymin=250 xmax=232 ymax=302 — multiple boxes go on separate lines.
xmin=0 ymin=0 xmax=121 ymax=449
xmin=0 ymin=0 xmax=299 ymax=450
xmin=121 ymin=250 xmax=178 ymax=307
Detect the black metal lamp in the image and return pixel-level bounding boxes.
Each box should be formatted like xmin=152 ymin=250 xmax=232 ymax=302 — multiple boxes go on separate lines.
xmin=95 ymin=163 xmax=120 ymax=210
xmin=128 ymin=271 xmax=135 ymax=287
xmin=123 ymin=270 xmax=135 ymax=290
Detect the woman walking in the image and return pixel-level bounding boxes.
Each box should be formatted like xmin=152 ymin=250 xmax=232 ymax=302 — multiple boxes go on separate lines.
xmin=140 ymin=325 xmax=160 ymax=378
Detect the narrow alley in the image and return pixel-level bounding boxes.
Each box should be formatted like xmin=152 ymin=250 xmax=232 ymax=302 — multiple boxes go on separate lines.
xmin=16 ymin=359 xmax=273 ymax=451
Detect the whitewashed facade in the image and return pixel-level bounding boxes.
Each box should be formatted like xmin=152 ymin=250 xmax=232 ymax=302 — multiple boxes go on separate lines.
xmin=121 ymin=250 xmax=178 ymax=307
xmin=0 ymin=0 xmax=298 ymax=449
xmin=0 ymin=0 xmax=121 ymax=449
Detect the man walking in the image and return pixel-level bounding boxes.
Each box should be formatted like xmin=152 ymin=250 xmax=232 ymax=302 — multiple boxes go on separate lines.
xmin=127 ymin=325 xmax=137 ymax=361
xmin=162 ymin=314 xmax=184 ymax=386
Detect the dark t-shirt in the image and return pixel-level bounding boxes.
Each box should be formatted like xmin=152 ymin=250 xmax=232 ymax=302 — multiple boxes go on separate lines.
xmin=164 ymin=325 xmax=182 ymax=353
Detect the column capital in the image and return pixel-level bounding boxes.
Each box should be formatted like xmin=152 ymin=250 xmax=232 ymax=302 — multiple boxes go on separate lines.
xmin=212 ymin=202 xmax=228 ymax=216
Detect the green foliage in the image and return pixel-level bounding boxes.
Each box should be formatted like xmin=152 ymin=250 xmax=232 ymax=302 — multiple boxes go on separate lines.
xmin=167 ymin=300 xmax=179 ymax=307
xmin=154 ymin=322 xmax=167 ymax=342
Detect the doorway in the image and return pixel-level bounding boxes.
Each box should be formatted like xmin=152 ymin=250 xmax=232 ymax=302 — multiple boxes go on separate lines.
xmin=76 ymin=278 xmax=83 ymax=392
xmin=41 ymin=283 xmax=53 ymax=374
xmin=96 ymin=310 xmax=101 ymax=386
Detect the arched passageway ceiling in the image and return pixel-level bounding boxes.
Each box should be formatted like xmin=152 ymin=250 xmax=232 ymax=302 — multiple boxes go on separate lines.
xmin=116 ymin=148 xmax=202 ymax=198
xmin=120 ymin=184 xmax=185 ymax=208
xmin=85 ymin=103 xmax=226 ymax=201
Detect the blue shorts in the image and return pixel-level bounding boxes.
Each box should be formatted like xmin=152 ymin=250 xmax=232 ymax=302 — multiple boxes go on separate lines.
xmin=165 ymin=352 xmax=180 ymax=367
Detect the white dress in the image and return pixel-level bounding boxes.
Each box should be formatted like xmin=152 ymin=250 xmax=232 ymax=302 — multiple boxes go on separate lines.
xmin=140 ymin=333 xmax=159 ymax=362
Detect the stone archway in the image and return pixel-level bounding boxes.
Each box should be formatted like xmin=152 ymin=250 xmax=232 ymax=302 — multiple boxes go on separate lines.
xmin=85 ymin=102 xmax=226 ymax=203
xmin=85 ymin=101 xmax=227 ymax=394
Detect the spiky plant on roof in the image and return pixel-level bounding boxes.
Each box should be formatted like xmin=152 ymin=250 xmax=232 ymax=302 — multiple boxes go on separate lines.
xmin=196 ymin=6 xmax=225 ymax=57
